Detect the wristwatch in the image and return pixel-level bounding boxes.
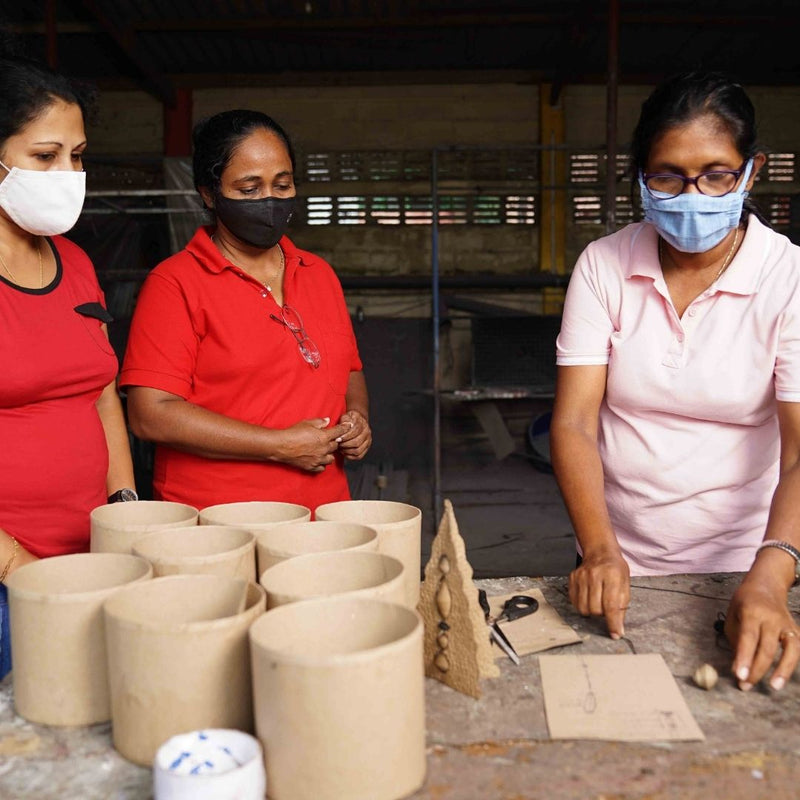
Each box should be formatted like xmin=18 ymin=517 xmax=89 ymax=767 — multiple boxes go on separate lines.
xmin=107 ymin=488 xmax=139 ymax=504
xmin=757 ymin=540 xmax=800 ymax=585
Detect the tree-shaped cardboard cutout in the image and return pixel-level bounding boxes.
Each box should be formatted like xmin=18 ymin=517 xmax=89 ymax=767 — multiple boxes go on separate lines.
xmin=418 ymin=499 xmax=499 ymax=698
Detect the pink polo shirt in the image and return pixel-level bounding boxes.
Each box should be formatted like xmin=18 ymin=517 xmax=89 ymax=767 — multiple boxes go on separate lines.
xmin=556 ymin=215 xmax=800 ymax=575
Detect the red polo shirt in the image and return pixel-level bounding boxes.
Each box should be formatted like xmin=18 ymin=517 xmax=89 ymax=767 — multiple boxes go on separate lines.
xmin=120 ymin=227 xmax=362 ymax=511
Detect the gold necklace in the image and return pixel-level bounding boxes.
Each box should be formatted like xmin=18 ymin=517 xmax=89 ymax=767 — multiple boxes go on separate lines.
xmin=263 ymin=246 xmax=284 ymax=294
xmin=213 ymin=235 xmax=284 ymax=293
xmin=712 ymin=226 xmax=740 ymax=282
xmin=0 ymin=239 xmax=43 ymax=287
xmin=658 ymin=227 xmax=740 ymax=285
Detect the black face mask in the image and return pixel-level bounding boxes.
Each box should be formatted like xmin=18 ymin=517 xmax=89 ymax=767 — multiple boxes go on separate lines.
xmin=213 ymin=194 xmax=295 ymax=249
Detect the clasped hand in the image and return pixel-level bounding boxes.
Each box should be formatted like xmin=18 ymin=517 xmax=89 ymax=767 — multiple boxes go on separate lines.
xmin=279 ymin=413 xmax=372 ymax=472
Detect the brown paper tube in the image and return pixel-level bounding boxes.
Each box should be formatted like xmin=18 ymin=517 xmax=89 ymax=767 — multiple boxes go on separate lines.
xmin=249 ymin=597 xmax=426 ymax=800
xmin=314 ymin=500 xmax=422 ymax=608
xmin=6 ymin=553 xmax=152 ymax=726
xmin=103 ymin=575 xmax=266 ymax=766
xmin=90 ymin=501 xmax=199 ymax=554
xmin=198 ymin=501 xmax=310 ymax=530
xmin=132 ymin=525 xmax=256 ymax=582
xmin=255 ymin=520 xmax=378 ymax=576
xmin=259 ymin=550 xmax=405 ymax=609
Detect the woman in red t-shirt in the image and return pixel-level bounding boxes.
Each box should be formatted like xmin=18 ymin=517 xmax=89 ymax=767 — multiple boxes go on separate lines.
xmin=121 ymin=110 xmax=371 ymax=512
xmin=0 ymin=58 xmax=136 ymax=676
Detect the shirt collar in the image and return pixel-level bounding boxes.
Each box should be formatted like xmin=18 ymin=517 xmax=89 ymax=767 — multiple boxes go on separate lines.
xmin=185 ymin=226 xmax=316 ymax=273
xmin=628 ymin=216 xmax=766 ymax=297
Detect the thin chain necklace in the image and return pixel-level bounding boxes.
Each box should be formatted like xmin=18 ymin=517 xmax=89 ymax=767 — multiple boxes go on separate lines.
xmin=263 ymin=246 xmax=284 ymax=294
xmin=659 ymin=226 xmax=740 ymax=285
xmin=213 ymin=235 xmax=284 ymax=293
xmin=0 ymin=239 xmax=43 ymax=287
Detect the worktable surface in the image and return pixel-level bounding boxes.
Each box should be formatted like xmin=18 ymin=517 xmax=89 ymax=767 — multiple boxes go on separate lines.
xmin=1 ymin=573 xmax=799 ymax=800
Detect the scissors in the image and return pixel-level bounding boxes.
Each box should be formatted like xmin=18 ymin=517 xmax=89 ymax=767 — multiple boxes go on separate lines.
xmin=477 ymin=590 xmax=539 ymax=665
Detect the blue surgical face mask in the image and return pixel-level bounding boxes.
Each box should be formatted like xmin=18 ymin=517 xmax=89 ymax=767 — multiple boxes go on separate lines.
xmin=638 ymin=158 xmax=753 ymax=253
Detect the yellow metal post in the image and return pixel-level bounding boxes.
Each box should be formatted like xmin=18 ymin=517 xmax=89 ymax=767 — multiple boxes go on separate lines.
xmin=539 ymin=84 xmax=567 ymax=315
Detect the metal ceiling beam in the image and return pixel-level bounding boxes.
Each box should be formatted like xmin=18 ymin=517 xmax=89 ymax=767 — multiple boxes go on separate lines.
xmin=128 ymin=11 xmax=795 ymax=33
xmin=75 ymin=0 xmax=177 ymax=106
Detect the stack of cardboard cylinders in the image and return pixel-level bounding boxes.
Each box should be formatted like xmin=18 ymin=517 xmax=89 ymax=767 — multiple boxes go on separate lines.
xmin=255 ymin=520 xmax=378 ymax=575
xmin=259 ymin=550 xmax=406 ymax=609
xmin=315 ymin=500 xmax=422 ymax=608
xmin=103 ymin=574 xmax=266 ymax=766
xmin=6 ymin=552 xmax=152 ymax=725
xmin=132 ymin=525 xmax=256 ymax=581
xmin=90 ymin=501 xmax=199 ymax=554
xmin=249 ymin=596 xmax=426 ymax=800
xmin=198 ymin=500 xmax=310 ymax=529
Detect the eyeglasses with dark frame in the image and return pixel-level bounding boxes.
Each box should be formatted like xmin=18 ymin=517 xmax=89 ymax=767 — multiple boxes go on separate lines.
xmin=641 ymin=160 xmax=748 ymax=199
xmin=269 ymin=305 xmax=321 ymax=368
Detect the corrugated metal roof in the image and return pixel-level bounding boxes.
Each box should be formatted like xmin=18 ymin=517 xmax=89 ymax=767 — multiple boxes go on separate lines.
xmin=1 ymin=1 xmax=797 ymax=104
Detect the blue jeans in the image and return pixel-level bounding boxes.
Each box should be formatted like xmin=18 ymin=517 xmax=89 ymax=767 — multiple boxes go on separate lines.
xmin=0 ymin=583 xmax=11 ymax=679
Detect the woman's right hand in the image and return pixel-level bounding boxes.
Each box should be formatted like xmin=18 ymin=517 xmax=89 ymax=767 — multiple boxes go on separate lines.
xmin=274 ymin=418 xmax=350 ymax=472
xmin=568 ymin=547 xmax=631 ymax=640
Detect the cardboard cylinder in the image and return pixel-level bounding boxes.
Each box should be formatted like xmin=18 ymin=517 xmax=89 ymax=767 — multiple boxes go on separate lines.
xmin=255 ymin=520 xmax=378 ymax=575
xmin=315 ymin=501 xmax=422 ymax=608
xmin=249 ymin=597 xmax=425 ymax=800
xmin=132 ymin=525 xmax=256 ymax=582
xmin=198 ymin=500 xmax=310 ymax=530
xmin=6 ymin=553 xmax=152 ymax=725
xmin=259 ymin=550 xmax=405 ymax=609
xmin=90 ymin=501 xmax=199 ymax=554
xmin=153 ymin=729 xmax=266 ymax=800
xmin=104 ymin=575 xmax=266 ymax=766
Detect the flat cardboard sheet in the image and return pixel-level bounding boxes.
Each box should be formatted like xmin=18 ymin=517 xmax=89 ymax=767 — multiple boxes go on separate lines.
xmin=488 ymin=590 xmax=582 ymax=660
xmin=539 ymin=653 xmax=705 ymax=742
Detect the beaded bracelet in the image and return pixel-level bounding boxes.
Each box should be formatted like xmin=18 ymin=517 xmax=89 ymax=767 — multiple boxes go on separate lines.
xmin=0 ymin=537 xmax=19 ymax=583
xmin=757 ymin=540 xmax=800 ymax=586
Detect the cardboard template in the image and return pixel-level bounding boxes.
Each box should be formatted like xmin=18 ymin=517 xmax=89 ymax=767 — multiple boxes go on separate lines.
xmin=487 ymin=589 xmax=582 ymax=660
xmin=539 ymin=653 xmax=705 ymax=742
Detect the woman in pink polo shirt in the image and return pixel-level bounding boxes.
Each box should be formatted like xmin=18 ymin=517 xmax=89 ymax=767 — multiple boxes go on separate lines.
xmin=121 ymin=110 xmax=371 ymax=513
xmin=553 ymin=72 xmax=800 ymax=692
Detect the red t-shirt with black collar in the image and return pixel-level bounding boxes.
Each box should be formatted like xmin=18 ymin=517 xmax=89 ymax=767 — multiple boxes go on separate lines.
xmin=120 ymin=227 xmax=362 ymax=512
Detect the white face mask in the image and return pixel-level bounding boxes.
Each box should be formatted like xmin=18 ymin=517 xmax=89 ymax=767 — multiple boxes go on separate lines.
xmin=0 ymin=160 xmax=86 ymax=236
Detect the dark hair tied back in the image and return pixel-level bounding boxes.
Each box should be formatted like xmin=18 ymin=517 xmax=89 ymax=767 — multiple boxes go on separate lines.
xmin=630 ymin=71 xmax=765 ymax=224
xmin=630 ymin=71 xmax=758 ymax=177
xmin=192 ymin=110 xmax=296 ymax=204
xmin=0 ymin=56 xmax=93 ymax=151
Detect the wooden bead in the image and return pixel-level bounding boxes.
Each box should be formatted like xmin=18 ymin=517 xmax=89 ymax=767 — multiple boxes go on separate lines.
xmin=436 ymin=582 xmax=452 ymax=618
xmin=437 ymin=632 xmax=449 ymax=649
xmin=434 ymin=652 xmax=450 ymax=673
xmin=693 ymin=663 xmax=718 ymax=690
xmin=438 ymin=554 xmax=451 ymax=574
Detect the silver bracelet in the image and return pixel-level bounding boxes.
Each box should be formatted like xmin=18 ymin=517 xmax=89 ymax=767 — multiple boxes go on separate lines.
xmin=757 ymin=540 xmax=800 ymax=585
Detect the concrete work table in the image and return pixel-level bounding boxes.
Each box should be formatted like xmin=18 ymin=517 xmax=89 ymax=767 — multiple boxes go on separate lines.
xmin=1 ymin=574 xmax=799 ymax=800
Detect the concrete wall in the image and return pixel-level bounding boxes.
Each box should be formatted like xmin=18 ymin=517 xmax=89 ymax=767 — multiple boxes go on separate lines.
xmin=85 ymin=80 xmax=800 ymax=302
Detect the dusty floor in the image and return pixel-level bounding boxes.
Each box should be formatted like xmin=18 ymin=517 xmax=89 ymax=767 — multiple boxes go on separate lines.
xmin=409 ymin=450 xmax=576 ymax=580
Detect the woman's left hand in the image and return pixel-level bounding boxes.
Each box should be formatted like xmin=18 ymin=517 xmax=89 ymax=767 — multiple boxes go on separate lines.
xmin=337 ymin=410 xmax=372 ymax=461
xmin=725 ymin=574 xmax=800 ymax=691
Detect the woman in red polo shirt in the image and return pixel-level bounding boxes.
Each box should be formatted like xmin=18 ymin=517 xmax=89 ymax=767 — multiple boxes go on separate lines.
xmin=0 ymin=56 xmax=137 ymax=678
xmin=121 ymin=110 xmax=371 ymax=512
